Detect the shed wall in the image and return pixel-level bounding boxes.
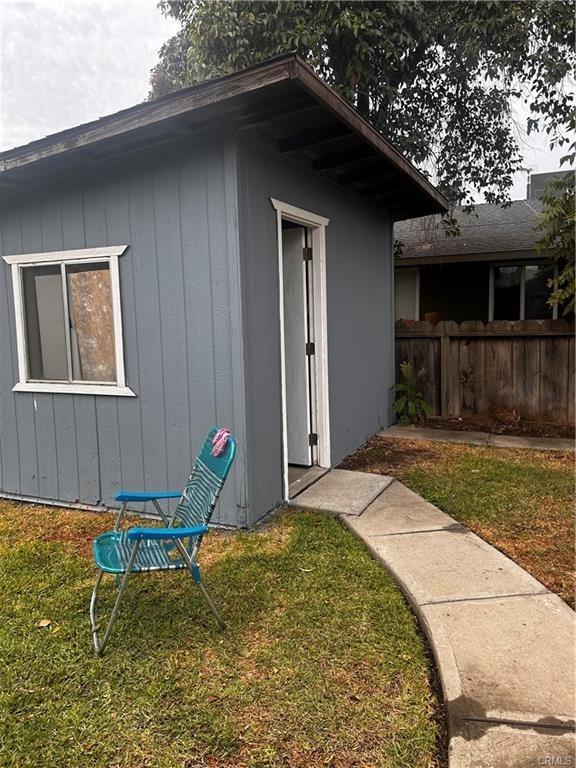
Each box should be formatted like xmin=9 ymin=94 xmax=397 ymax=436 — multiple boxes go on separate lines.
xmin=0 ymin=130 xmax=245 ymax=526
xmin=237 ymin=135 xmax=395 ymax=525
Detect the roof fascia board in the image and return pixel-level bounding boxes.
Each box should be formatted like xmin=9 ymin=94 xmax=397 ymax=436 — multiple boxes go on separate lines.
xmin=0 ymin=59 xmax=294 ymax=174
xmin=394 ymin=249 xmax=548 ymax=266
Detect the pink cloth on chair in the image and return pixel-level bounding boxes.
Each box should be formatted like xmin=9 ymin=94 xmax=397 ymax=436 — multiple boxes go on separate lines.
xmin=212 ymin=428 xmax=231 ymax=457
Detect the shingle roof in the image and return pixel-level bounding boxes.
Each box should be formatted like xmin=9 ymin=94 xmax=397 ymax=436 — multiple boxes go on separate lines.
xmin=395 ymin=200 xmax=543 ymax=261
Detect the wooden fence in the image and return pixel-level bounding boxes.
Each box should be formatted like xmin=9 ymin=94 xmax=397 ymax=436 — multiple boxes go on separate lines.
xmin=395 ymin=319 xmax=575 ymax=424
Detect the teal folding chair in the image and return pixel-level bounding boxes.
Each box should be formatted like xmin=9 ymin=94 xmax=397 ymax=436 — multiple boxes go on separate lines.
xmin=90 ymin=427 xmax=236 ymax=656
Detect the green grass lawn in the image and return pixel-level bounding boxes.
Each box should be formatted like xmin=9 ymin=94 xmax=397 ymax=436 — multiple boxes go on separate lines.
xmin=0 ymin=501 xmax=443 ymax=768
xmin=341 ymin=437 xmax=575 ymax=607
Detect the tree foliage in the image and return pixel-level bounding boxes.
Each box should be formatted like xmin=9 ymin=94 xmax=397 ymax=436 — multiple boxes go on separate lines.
xmin=536 ymin=173 xmax=576 ymax=315
xmin=150 ymin=0 xmax=575 ymax=206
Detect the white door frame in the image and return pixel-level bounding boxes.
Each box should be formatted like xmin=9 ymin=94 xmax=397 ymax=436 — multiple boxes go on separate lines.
xmin=271 ymin=198 xmax=331 ymax=500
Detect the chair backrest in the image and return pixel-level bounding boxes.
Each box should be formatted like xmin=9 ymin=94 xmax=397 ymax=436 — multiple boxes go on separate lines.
xmin=173 ymin=427 xmax=237 ymax=529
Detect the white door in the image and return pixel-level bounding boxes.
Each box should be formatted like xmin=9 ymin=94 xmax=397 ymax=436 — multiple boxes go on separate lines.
xmin=282 ymin=227 xmax=313 ymax=466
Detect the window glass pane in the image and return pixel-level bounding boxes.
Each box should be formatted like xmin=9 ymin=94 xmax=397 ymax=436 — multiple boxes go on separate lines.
xmin=395 ymin=269 xmax=418 ymax=320
xmin=420 ymin=263 xmax=489 ymax=322
xmin=525 ymin=264 xmax=554 ymax=319
xmin=67 ymin=263 xmax=116 ymax=382
xmin=22 ymin=265 xmax=68 ymax=380
xmin=493 ymin=266 xmax=521 ymax=320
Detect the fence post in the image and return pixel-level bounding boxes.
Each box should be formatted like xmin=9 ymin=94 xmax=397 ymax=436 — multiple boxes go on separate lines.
xmin=440 ymin=326 xmax=450 ymax=416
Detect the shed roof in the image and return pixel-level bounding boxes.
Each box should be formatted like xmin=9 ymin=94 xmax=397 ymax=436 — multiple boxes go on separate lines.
xmin=0 ymin=54 xmax=447 ymax=221
xmin=395 ymin=200 xmax=544 ymax=265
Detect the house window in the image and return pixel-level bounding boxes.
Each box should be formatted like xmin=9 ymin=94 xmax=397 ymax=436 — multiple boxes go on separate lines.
xmin=489 ymin=263 xmax=557 ymax=321
xmin=524 ymin=263 xmax=555 ymax=319
xmin=3 ymin=245 xmax=135 ymax=396
xmin=394 ymin=268 xmax=420 ymax=320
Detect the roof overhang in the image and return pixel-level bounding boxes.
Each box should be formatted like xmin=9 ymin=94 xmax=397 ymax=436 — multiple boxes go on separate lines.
xmin=395 ymin=249 xmax=548 ymax=267
xmin=0 ymin=55 xmax=447 ymax=220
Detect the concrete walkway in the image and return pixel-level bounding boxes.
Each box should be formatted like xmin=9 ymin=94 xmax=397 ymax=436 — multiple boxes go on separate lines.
xmin=380 ymin=424 xmax=575 ymax=452
xmin=295 ymin=469 xmax=576 ymax=768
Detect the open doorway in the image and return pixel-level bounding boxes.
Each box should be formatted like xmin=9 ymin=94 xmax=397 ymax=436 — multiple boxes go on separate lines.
xmin=282 ymin=222 xmax=316 ymax=471
xmin=272 ymin=199 xmax=331 ymax=501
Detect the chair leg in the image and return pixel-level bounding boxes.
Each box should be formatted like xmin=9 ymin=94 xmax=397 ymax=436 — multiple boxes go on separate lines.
xmin=90 ymin=569 xmax=134 ymax=656
xmin=89 ymin=571 xmax=104 ymax=651
xmin=113 ymin=501 xmax=128 ymax=531
xmin=90 ymin=542 xmax=140 ymax=656
xmin=197 ymin=580 xmax=226 ymax=630
xmin=171 ymin=537 xmax=226 ymax=631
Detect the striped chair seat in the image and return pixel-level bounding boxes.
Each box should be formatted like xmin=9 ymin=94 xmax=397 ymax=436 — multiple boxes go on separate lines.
xmin=93 ymin=531 xmax=194 ymax=574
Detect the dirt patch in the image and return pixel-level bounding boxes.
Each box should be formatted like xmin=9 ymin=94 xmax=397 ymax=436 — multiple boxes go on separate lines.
xmin=341 ymin=435 xmax=575 ymax=476
xmin=423 ymin=414 xmax=574 ymax=439
xmin=340 ymin=435 xmax=452 ymax=475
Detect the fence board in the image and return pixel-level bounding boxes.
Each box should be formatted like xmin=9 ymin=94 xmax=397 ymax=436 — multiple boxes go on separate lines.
xmin=511 ymin=336 xmax=540 ymax=420
xmin=568 ymin=338 xmax=575 ymax=424
xmin=460 ymin=337 xmax=487 ymax=414
xmin=540 ymin=336 xmax=570 ymax=423
xmin=448 ymin=336 xmax=462 ymax=416
xmin=395 ymin=319 xmax=574 ymax=425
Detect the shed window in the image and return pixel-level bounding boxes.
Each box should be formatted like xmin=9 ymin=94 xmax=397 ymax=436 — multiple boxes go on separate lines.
xmin=3 ymin=245 xmax=135 ymax=396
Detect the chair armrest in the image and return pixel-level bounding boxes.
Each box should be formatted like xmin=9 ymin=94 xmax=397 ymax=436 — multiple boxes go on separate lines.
xmin=125 ymin=525 xmax=208 ymax=541
xmin=114 ymin=490 xmax=181 ymax=502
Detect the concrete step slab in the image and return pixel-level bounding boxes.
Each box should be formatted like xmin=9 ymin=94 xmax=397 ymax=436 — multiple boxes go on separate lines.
xmin=345 ymin=480 xmax=459 ymax=537
xmin=450 ymin=721 xmax=576 ymax=768
xmin=421 ymin=593 xmax=576 ymax=730
xmin=294 ymin=469 xmax=393 ymax=516
xmin=366 ymin=527 xmax=548 ymax=606
xmin=289 ymin=466 xmax=330 ymax=498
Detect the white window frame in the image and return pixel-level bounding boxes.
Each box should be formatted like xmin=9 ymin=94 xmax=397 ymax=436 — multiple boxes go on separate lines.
xmin=3 ymin=245 xmax=135 ymax=396
xmin=488 ymin=262 xmax=558 ymax=321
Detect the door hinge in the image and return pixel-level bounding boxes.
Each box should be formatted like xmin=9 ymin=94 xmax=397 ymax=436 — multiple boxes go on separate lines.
xmin=305 ymin=342 xmax=315 ymax=356
xmin=303 ymin=246 xmax=313 ymax=262
xmin=308 ymin=432 xmax=318 ymax=447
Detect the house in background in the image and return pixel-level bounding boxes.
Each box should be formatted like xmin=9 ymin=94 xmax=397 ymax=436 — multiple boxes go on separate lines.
xmin=0 ymin=55 xmax=447 ymax=527
xmin=394 ymin=170 xmax=572 ymax=323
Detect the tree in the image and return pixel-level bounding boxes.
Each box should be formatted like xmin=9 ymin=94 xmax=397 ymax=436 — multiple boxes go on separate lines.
xmin=150 ymin=29 xmax=190 ymax=99
xmin=150 ymin=1 xmax=575 ymax=207
xmin=536 ymin=173 xmax=576 ymax=316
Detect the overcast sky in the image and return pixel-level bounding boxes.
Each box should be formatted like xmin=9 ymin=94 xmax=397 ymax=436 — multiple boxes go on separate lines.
xmin=0 ymin=0 xmax=568 ymax=201
xmin=0 ymin=1 xmax=179 ymax=147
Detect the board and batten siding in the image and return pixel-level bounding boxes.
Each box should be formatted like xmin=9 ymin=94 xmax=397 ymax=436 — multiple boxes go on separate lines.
xmin=0 ymin=129 xmax=246 ymax=526
xmin=237 ymin=134 xmax=395 ymax=525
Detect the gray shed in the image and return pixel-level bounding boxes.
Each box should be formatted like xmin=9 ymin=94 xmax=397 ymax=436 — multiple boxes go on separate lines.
xmin=0 ymin=55 xmax=447 ymax=526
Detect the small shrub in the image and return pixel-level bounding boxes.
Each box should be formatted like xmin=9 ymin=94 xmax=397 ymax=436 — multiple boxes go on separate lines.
xmin=492 ymin=407 xmax=521 ymax=432
xmin=393 ymin=361 xmax=431 ymax=424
